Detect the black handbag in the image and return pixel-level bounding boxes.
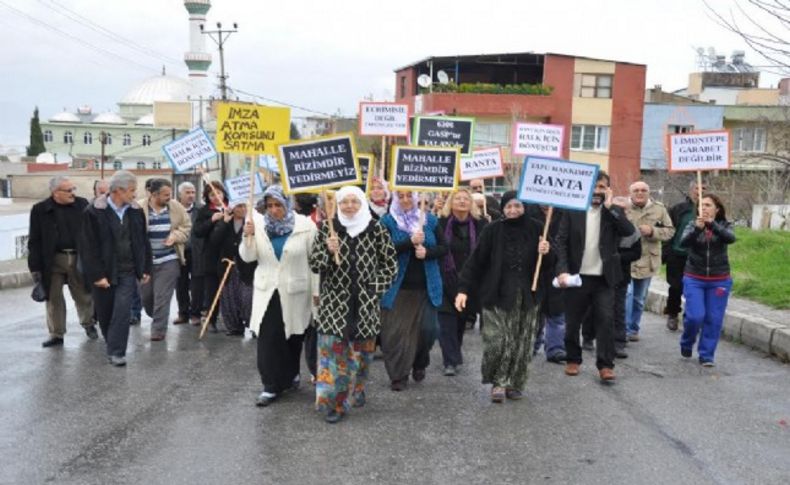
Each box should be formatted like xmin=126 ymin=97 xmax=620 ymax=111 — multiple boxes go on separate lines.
xmin=31 ymin=280 xmax=47 ymax=302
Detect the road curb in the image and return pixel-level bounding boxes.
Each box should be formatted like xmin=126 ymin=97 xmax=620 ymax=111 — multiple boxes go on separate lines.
xmin=646 ymin=287 xmax=789 ymax=363
xmin=0 ymin=271 xmax=33 ymax=290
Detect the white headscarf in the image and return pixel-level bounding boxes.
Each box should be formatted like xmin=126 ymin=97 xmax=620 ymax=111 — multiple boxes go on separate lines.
xmin=336 ymin=185 xmax=372 ymax=238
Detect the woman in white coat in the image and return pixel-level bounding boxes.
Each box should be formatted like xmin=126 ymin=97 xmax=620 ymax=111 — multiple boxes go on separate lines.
xmin=241 ymin=185 xmax=318 ymax=407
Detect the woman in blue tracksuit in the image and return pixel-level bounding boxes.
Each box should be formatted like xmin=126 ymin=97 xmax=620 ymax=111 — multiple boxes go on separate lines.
xmin=678 ymin=193 xmax=736 ymax=367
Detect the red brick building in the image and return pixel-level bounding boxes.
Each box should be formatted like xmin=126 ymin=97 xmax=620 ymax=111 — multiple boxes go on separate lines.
xmin=394 ymin=52 xmax=646 ymax=194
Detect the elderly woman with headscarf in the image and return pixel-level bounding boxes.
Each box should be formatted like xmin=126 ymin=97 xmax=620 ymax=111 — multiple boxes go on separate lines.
xmin=455 ymin=191 xmax=551 ymax=403
xmin=241 ymin=185 xmax=318 ymax=407
xmin=437 ymin=187 xmax=487 ymax=376
xmin=309 ymin=186 xmax=397 ymax=423
xmin=368 ymin=176 xmax=390 ymax=220
xmin=379 ymin=191 xmax=448 ymax=391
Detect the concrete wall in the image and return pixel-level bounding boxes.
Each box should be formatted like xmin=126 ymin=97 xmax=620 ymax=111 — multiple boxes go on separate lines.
xmin=8 ymin=171 xmax=173 ymax=200
xmin=752 ymin=205 xmax=790 ymax=230
xmin=640 ymin=104 xmax=725 ymax=169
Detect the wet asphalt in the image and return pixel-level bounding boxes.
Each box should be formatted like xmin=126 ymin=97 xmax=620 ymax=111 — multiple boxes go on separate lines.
xmin=1 ymin=285 xmax=789 ymax=485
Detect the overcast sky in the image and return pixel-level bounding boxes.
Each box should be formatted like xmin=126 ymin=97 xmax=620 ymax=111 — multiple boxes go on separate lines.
xmin=0 ymin=0 xmax=784 ymax=151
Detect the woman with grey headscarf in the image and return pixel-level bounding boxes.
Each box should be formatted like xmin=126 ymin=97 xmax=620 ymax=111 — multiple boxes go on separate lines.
xmin=241 ymin=185 xmax=318 ymax=407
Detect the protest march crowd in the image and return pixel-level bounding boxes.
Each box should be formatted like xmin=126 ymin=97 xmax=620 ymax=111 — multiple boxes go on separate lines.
xmin=28 ymin=166 xmax=737 ymax=424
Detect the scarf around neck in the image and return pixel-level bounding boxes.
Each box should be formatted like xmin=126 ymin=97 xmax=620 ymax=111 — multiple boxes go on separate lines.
xmin=262 ymin=185 xmax=295 ymax=237
xmin=336 ymin=186 xmax=372 ymax=238
xmin=443 ymin=215 xmax=477 ymax=275
xmin=390 ymin=191 xmax=421 ymax=235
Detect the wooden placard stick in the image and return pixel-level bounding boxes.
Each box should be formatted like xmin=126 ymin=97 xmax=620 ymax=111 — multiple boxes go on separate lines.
xmin=199 ymin=258 xmax=235 ymax=339
xmin=530 ymin=206 xmax=553 ymax=292
xmin=245 ymin=159 xmax=258 ymax=247
xmin=380 ymin=136 xmax=387 ymax=180
xmin=482 ymin=194 xmax=489 ymax=219
xmin=323 ymin=190 xmax=341 ymax=266
xmin=419 ymin=192 xmax=426 ymax=227
xmin=696 ymin=170 xmax=704 ymax=218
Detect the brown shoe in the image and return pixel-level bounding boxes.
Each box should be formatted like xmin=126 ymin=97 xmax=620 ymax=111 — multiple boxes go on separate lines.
xmin=565 ymin=363 xmax=580 ymax=376
xmin=599 ymin=368 xmax=616 ymax=381
xmin=150 ymin=334 xmax=166 ymax=342
xmin=628 ymin=334 xmax=640 ymax=342
xmin=173 ymin=315 xmax=188 ymax=325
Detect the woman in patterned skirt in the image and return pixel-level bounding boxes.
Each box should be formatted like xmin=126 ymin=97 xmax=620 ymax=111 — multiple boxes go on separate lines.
xmin=455 ymin=191 xmax=551 ymax=402
xmin=309 ymin=186 xmax=397 ymax=423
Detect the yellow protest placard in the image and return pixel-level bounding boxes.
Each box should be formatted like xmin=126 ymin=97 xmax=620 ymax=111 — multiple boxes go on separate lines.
xmin=215 ymin=102 xmax=291 ymax=155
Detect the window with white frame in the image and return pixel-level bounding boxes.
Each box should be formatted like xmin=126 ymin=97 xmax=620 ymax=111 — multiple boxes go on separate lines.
xmin=63 ymin=131 xmax=73 ymax=144
xmin=152 ymin=161 xmax=162 ymax=169
xmin=668 ymin=124 xmax=694 ymax=134
xmin=570 ymin=125 xmax=610 ymax=151
xmin=575 ymin=74 xmax=613 ymax=98
xmin=104 ymin=133 xmax=112 ymax=145
xmin=136 ymin=161 xmax=146 ymax=170
xmin=142 ymin=134 xmax=151 ymax=146
xmin=474 ymin=122 xmax=509 ymax=147
xmin=733 ymin=126 xmax=767 ymax=153
xmin=84 ymin=132 xmax=92 ymax=144
xmin=43 ymin=130 xmax=53 ymax=142
xmin=123 ymin=133 xmax=131 ymax=146
xmin=113 ymin=161 xmax=122 ymax=170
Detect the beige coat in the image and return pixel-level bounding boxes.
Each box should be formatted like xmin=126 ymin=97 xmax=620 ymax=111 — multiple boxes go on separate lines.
xmin=628 ymin=199 xmax=675 ymax=279
xmin=238 ymin=211 xmax=319 ymax=337
xmin=139 ymin=198 xmax=192 ymax=266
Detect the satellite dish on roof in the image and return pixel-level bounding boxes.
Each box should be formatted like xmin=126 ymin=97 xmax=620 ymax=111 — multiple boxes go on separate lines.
xmin=436 ymin=70 xmax=450 ymax=85
xmin=417 ymin=74 xmax=432 ymax=88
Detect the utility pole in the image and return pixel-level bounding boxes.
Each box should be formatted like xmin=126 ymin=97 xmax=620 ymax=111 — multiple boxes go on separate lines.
xmin=100 ymin=131 xmax=107 ymax=180
xmin=201 ymin=21 xmax=238 ymax=180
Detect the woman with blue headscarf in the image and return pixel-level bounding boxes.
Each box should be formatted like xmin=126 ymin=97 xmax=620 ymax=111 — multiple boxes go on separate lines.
xmin=379 ymin=191 xmax=447 ymax=391
xmin=241 ymin=185 xmax=319 ymax=407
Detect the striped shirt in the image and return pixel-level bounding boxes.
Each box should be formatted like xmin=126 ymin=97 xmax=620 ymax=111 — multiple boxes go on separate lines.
xmin=148 ymin=205 xmax=178 ymax=265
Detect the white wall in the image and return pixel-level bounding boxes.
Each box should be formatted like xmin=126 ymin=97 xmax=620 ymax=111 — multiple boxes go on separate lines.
xmin=0 ymin=213 xmax=30 ymax=261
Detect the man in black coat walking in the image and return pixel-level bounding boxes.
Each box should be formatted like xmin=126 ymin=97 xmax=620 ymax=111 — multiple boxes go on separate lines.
xmin=555 ymin=171 xmax=636 ymax=381
xmin=80 ymin=171 xmax=152 ymax=366
xmin=28 ymin=175 xmax=97 ymax=347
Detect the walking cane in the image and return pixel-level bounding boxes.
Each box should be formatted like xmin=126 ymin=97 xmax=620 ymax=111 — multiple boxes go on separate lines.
xmin=200 ymin=258 xmax=235 ymax=339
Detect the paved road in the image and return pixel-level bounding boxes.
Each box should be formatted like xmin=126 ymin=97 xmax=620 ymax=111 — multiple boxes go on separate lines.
xmin=1 ymin=286 xmax=789 ymax=485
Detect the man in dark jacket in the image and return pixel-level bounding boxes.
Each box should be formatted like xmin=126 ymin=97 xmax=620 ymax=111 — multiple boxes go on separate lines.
xmin=469 ymin=178 xmax=502 ymax=220
xmin=28 ymin=175 xmax=97 ymax=347
xmin=175 ymin=181 xmax=204 ymax=325
xmin=662 ymin=179 xmax=704 ymax=331
xmin=555 ymin=171 xmax=636 ymax=381
xmin=80 ymin=170 xmax=152 ymax=366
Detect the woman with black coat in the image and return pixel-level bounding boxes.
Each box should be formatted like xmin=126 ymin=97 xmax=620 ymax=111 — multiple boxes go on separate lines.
xmin=436 ymin=187 xmax=487 ymax=376
xmin=192 ymin=181 xmax=228 ymax=332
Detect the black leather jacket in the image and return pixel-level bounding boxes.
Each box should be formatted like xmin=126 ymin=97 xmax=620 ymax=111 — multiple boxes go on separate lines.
xmin=679 ymin=219 xmax=736 ymax=277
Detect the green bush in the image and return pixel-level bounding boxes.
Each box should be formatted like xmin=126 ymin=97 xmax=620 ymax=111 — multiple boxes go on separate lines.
xmin=728 ymin=228 xmax=790 ymax=309
xmin=421 ymin=82 xmax=553 ymax=95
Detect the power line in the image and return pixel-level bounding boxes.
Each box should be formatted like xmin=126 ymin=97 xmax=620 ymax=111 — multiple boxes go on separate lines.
xmin=36 ymin=0 xmax=182 ymax=66
xmin=0 ymin=1 xmax=159 ymax=75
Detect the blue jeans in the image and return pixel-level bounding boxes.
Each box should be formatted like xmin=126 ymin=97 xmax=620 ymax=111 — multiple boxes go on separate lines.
xmin=541 ymin=314 xmax=566 ymax=358
xmin=130 ymin=283 xmax=142 ymax=320
xmin=680 ymin=276 xmax=732 ymax=363
xmin=626 ymin=277 xmax=652 ymax=336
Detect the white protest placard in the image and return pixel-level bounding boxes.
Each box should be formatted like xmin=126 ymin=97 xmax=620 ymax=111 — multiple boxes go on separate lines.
xmin=512 ymin=123 xmax=564 ymax=158
xmin=161 ymin=128 xmax=217 ymax=173
xmin=358 ymin=102 xmax=410 ymax=137
xmin=224 ymin=173 xmax=265 ymax=206
xmin=459 ymin=147 xmax=504 ymax=181
xmin=517 ymin=156 xmax=599 ymax=211
xmin=668 ymin=130 xmax=731 ymax=172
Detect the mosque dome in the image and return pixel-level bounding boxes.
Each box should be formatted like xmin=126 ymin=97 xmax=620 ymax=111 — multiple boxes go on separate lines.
xmin=49 ymin=111 xmax=81 ymax=123
xmin=92 ymin=112 xmax=126 ymax=125
xmin=120 ymin=74 xmax=191 ymax=106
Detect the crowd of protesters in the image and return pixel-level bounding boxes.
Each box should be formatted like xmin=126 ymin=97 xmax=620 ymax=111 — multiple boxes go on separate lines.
xmin=27 ymin=170 xmax=736 ymax=423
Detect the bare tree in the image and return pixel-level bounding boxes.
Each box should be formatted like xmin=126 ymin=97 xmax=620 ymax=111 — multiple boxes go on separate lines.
xmin=704 ymin=0 xmax=790 ymax=74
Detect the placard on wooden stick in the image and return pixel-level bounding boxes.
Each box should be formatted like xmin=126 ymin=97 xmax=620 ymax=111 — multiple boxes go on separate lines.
xmin=413 ymin=115 xmax=475 ymax=155
xmin=667 ymin=130 xmax=731 ymax=172
xmin=358 ymin=102 xmax=410 ymax=137
xmin=512 ymin=123 xmax=564 ymax=158
xmin=390 ymin=145 xmax=460 ymax=193
xmin=459 ymin=146 xmax=505 ymax=182
xmin=277 ymin=133 xmax=360 ymax=194
xmin=517 ymin=156 xmax=599 ymax=211
xmin=215 ymin=102 xmax=291 ymax=155
xmin=162 ymin=127 xmax=217 ymax=173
